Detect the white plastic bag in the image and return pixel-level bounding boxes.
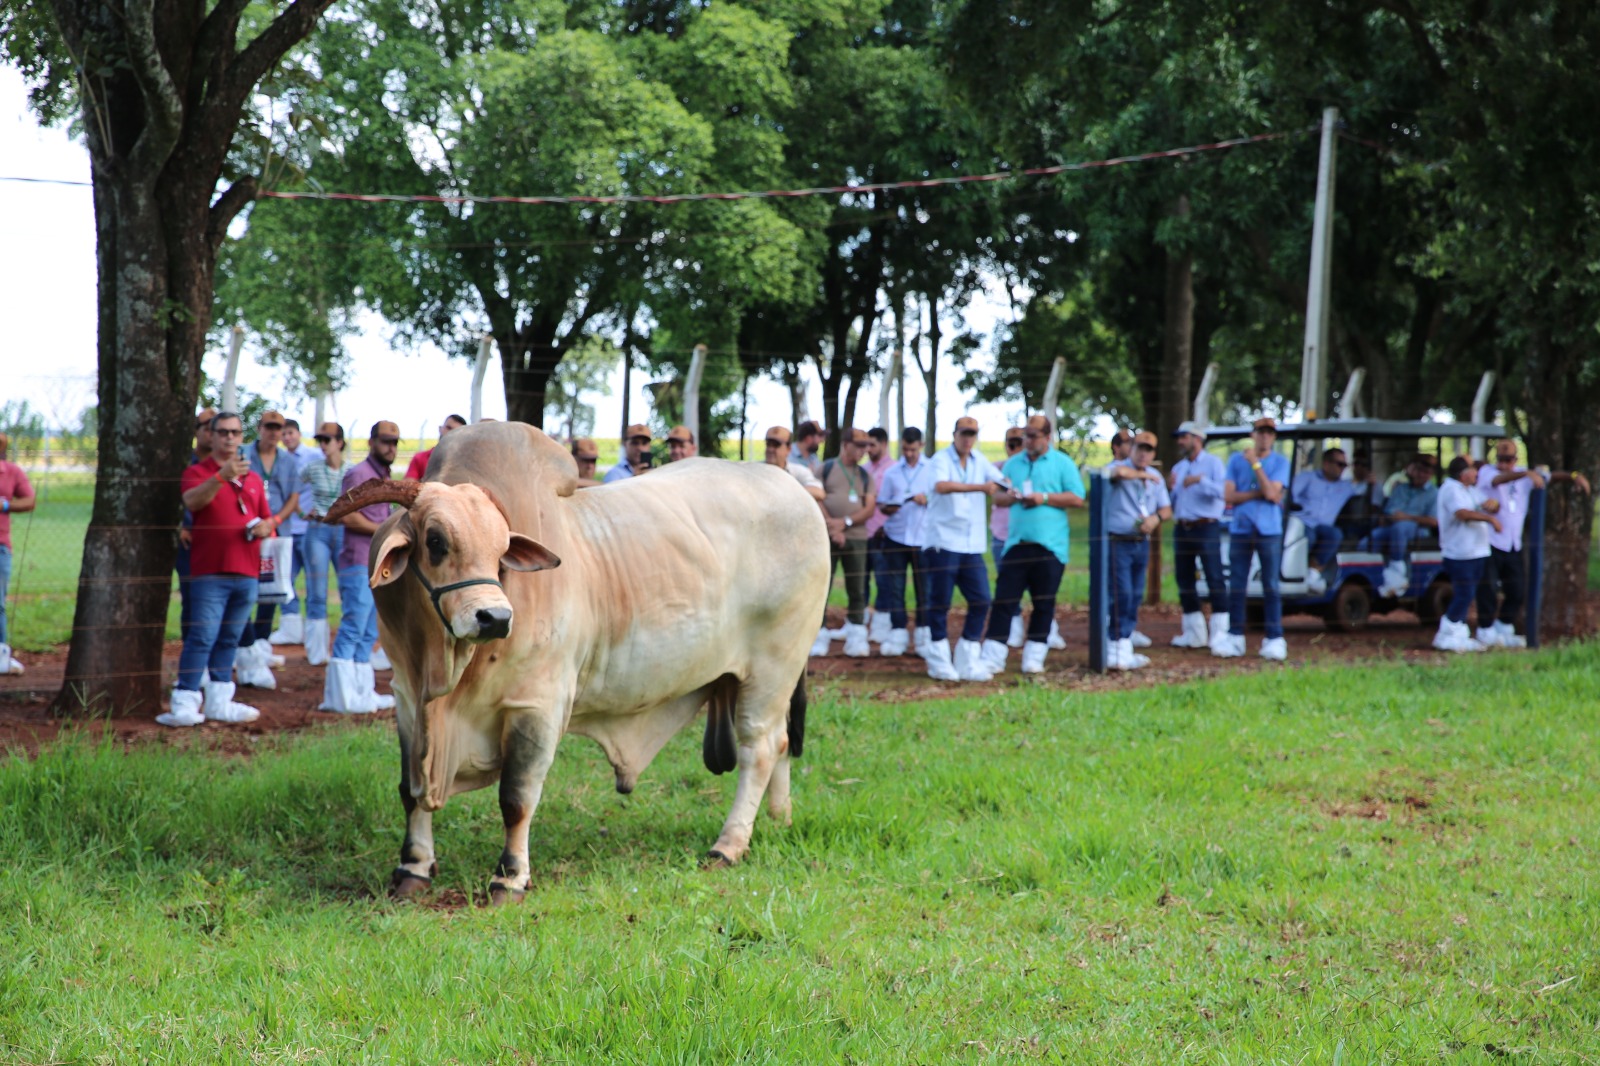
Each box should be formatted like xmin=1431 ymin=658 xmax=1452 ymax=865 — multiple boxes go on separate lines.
xmin=257 ymin=536 xmax=294 ymax=605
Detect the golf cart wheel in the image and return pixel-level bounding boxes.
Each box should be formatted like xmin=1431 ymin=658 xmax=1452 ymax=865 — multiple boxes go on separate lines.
xmin=1324 ymin=581 xmax=1372 ymax=633
xmin=1416 ymin=578 xmax=1451 ymax=625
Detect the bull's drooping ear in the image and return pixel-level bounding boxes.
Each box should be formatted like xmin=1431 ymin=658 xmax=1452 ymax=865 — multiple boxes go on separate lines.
xmin=371 ymin=521 xmax=414 ymax=588
xmin=502 ymin=533 xmax=560 ymax=573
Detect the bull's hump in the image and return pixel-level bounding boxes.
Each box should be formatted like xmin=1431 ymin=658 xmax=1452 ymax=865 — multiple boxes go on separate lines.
xmin=429 ymin=421 xmax=578 ymax=499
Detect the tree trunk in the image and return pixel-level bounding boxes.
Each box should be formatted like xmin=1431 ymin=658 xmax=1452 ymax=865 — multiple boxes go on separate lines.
xmin=497 ymin=318 xmax=560 ymax=428
xmin=49 ymin=0 xmax=334 ymax=717
xmin=922 ymin=294 xmax=941 ymax=447
xmin=1148 ymin=200 xmax=1194 ymax=605
xmin=1520 ymin=328 xmax=1600 ymax=638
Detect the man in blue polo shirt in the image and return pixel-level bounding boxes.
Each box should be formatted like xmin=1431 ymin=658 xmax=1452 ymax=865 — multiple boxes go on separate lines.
xmin=1290 ymin=447 xmax=1357 ymax=594
xmin=1218 ymin=417 xmax=1290 ymax=661
xmin=1168 ymin=420 xmax=1228 ymax=651
xmin=1105 ymin=431 xmax=1172 ymax=670
xmin=980 ymin=415 xmax=1086 ymax=675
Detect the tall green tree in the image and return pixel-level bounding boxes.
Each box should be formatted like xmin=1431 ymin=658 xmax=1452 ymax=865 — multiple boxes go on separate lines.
xmin=3 ymin=0 xmax=334 ymax=714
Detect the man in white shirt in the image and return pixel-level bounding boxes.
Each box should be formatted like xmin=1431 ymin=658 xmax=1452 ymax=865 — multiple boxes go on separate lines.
xmin=920 ymin=416 xmax=1010 ymax=681
xmin=1433 ymin=455 xmax=1501 ymax=652
xmin=875 ymin=427 xmax=934 ymax=657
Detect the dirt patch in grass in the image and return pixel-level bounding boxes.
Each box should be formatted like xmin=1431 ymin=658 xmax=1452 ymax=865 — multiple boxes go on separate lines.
xmin=0 ymin=599 xmax=1562 ymax=757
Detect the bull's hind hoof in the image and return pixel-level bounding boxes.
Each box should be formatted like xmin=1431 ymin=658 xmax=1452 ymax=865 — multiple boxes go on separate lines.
xmin=703 ymin=849 xmax=736 ymax=869
xmin=488 ymin=884 xmax=527 ymax=907
xmin=389 ymin=868 xmax=433 ymax=900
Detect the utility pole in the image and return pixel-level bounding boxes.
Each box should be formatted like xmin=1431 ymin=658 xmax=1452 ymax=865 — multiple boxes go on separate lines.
xmin=221 ymin=326 xmax=244 ymax=412
xmin=1299 ymin=107 xmax=1339 ymax=423
xmin=470 ymin=334 xmax=493 ymax=424
xmin=684 ymin=344 xmax=707 ymax=446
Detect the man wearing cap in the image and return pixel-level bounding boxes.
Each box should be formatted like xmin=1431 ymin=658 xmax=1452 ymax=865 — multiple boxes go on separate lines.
xmin=1290 ymin=447 xmax=1358 ymax=595
xmin=320 ymin=421 xmax=400 ymax=714
xmin=1104 ymin=431 xmax=1172 ymax=670
xmin=605 ymin=424 xmax=655 ymax=483
xmin=809 ymin=429 xmax=878 ymax=658
xmin=159 ymin=411 xmax=272 ymax=727
xmin=1371 ymin=455 xmax=1440 ymax=598
xmin=1218 ymin=417 xmax=1290 ymax=661
xmin=921 ymin=416 xmax=1009 ymax=681
xmin=863 ymin=428 xmax=896 ymax=644
xmin=794 ymin=420 xmax=825 ymax=477
xmin=0 ymin=431 xmax=38 ymax=676
xmin=875 ymin=426 xmax=934 ymax=657
xmin=571 ymin=438 xmax=602 ymax=487
xmin=1168 ymin=420 xmax=1228 ymax=650
xmin=980 ymin=415 xmax=1085 ymax=674
xmin=763 ymin=427 xmax=825 ymax=501
xmin=237 ymin=410 xmax=299 ymax=685
xmin=666 ymin=425 xmax=698 ymax=462
xmin=405 ymin=414 xmax=467 ymax=480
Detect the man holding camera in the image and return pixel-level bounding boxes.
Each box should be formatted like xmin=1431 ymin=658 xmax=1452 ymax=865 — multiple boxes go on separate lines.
xmin=604 ymin=424 xmax=655 ymax=482
xmin=160 ymin=411 xmax=273 ymax=727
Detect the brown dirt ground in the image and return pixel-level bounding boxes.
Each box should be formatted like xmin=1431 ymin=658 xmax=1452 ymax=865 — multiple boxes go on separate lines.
xmin=0 ymin=597 xmax=1536 ymax=757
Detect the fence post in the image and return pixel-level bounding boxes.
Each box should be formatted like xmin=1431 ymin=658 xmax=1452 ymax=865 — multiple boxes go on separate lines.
xmin=1087 ymin=470 xmax=1111 ymax=672
xmin=1524 ymin=486 xmax=1546 ymax=649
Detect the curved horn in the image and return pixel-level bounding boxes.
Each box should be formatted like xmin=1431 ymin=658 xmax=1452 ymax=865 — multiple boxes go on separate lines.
xmin=324 ymin=478 xmax=423 ymax=523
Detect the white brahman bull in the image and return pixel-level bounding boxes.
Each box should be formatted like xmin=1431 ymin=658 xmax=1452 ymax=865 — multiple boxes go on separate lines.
xmin=324 ymin=422 xmax=829 ymax=903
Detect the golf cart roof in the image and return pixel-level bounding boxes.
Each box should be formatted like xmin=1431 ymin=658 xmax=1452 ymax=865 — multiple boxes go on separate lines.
xmin=1202 ymin=418 xmax=1503 ymax=441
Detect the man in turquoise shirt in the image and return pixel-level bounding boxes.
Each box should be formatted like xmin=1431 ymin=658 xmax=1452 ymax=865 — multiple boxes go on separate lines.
xmin=980 ymin=415 xmax=1086 ymax=675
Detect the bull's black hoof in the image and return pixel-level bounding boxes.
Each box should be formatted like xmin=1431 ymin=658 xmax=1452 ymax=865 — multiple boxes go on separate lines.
xmin=703 ymin=849 xmax=735 ymax=869
xmin=488 ymin=884 xmax=527 ymax=907
xmin=389 ymin=868 xmax=433 ymax=900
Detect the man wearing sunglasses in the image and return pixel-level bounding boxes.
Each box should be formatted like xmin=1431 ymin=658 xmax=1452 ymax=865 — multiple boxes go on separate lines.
xmin=921 ymin=416 xmax=1010 ymax=682
xmin=762 ymin=426 xmax=825 ymax=501
xmin=405 ymin=414 xmax=467 ymax=481
xmin=161 ymin=411 xmax=273 ymax=727
xmin=604 ymin=424 xmax=654 ymax=483
xmin=320 ymin=421 xmax=402 ymax=714
xmin=1290 ymin=447 xmax=1358 ymax=595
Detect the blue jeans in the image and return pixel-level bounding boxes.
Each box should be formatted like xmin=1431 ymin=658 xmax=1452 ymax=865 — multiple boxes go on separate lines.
xmin=302 ymin=523 xmax=345 ymax=621
xmin=1444 ymin=556 xmax=1486 ymax=624
xmin=0 ymin=544 xmax=10 ymax=644
xmin=332 ymin=564 xmax=378 ymax=662
xmin=1305 ymin=522 xmax=1342 ymax=569
xmin=1174 ymin=521 xmax=1226 ymax=614
xmin=876 ymin=536 xmax=927 ymax=630
xmin=1230 ymin=530 xmax=1283 ymax=639
xmin=177 ymin=574 xmax=258 ymax=690
xmin=986 ymin=541 xmax=1065 ymax=643
xmin=1110 ymin=537 xmax=1149 ymax=640
xmin=920 ymin=548 xmax=990 ymax=643
xmin=1373 ymin=520 xmax=1427 ymax=562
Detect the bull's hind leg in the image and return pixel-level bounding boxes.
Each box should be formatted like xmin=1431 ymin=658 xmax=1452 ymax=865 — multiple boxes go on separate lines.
xmin=707 ymin=680 xmax=791 ymax=866
xmin=490 ymin=709 xmax=563 ymax=906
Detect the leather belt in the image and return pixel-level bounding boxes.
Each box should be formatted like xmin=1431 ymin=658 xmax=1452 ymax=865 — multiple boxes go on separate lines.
xmin=1177 ymin=518 xmax=1217 ymax=527
xmin=1110 ymin=533 xmax=1148 ymax=543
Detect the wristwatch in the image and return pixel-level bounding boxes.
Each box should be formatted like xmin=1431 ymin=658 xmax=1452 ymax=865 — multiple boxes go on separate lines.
xmin=844 ymin=516 xmax=853 ymax=528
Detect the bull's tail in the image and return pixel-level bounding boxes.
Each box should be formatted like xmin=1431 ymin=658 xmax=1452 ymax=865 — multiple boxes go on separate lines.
xmin=787 ymin=672 xmax=807 ymax=759
xmin=701 ymin=675 xmax=739 ymax=775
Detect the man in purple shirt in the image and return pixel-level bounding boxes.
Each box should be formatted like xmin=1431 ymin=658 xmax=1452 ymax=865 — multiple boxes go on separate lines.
xmin=320 ymin=421 xmax=400 ymax=714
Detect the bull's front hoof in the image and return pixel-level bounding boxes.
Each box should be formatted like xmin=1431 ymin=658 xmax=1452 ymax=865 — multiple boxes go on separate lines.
xmin=488 ymin=884 xmax=527 ymax=907
xmin=702 ymin=849 xmax=737 ymax=869
xmin=389 ymin=868 xmax=434 ymax=901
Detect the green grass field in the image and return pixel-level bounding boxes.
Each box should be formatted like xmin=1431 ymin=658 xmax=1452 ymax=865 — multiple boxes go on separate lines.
xmin=1 ymin=647 xmax=1596 ymax=1061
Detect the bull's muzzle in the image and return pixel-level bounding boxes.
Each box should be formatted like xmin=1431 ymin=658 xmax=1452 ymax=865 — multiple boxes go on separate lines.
xmin=474 ymin=606 xmax=513 ymax=641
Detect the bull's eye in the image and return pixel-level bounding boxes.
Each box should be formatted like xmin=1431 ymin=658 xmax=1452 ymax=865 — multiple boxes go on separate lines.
xmin=426 ymin=530 xmax=447 ymax=566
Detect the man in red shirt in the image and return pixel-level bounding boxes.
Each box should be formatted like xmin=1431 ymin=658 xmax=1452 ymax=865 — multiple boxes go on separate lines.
xmin=0 ymin=431 xmax=38 ymax=676
xmin=404 ymin=413 xmax=466 ymax=481
xmin=158 ymin=411 xmax=275 ymax=727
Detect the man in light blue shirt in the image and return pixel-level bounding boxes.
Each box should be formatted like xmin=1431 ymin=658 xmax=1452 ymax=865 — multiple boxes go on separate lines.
xmin=1219 ymin=417 xmax=1290 ymax=661
xmin=1372 ymin=455 xmax=1439 ymax=597
xmin=921 ymin=416 xmax=1008 ymax=682
xmin=267 ymin=418 xmax=315 ymax=646
xmin=603 ymin=424 xmax=654 ymax=482
xmin=875 ymin=427 xmax=935 ymax=657
xmin=1290 ymin=447 xmax=1357 ymax=593
xmin=244 ymin=410 xmax=300 ymax=669
xmin=1105 ymin=431 xmax=1171 ymax=670
xmin=1168 ymin=421 xmax=1228 ymax=650
xmin=980 ymin=415 xmax=1085 ymax=675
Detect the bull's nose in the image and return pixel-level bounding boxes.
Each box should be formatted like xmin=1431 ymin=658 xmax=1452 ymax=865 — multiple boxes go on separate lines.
xmin=475 ymin=607 xmax=512 ymax=640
